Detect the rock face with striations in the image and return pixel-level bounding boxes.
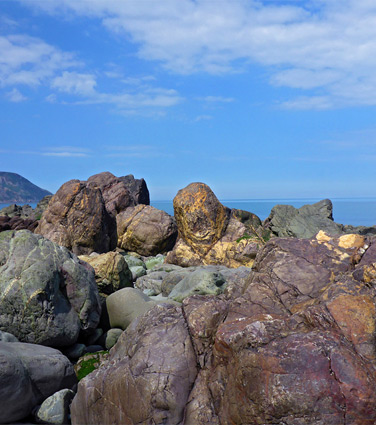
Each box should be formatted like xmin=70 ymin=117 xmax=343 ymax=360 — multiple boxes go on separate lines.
xmin=71 ymin=232 xmax=376 ymax=424
xmin=0 ymin=342 xmax=76 ymax=424
xmin=35 ymin=172 xmax=149 ymax=255
xmin=0 ymin=230 xmax=101 ymax=346
xmin=166 ymin=182 xmax=263 ymax=268
xmin=71 ymin=304 xmax=198 ymax=425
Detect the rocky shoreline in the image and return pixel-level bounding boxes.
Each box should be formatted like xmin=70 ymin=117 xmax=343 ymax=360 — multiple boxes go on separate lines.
xmin=1 ymin=171 xmax=376 ymax=424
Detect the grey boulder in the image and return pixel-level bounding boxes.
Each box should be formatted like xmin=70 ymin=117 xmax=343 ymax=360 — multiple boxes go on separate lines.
xmin=0 ymin=230 xmax=101 ymax=346
xmin=0 ymin=342 xmax=76 ymax=424
xmin=34 ymin=388 xmax=75 ymax=425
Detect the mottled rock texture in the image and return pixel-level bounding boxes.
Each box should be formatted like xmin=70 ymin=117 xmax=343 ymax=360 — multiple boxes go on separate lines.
xmin=0 ymin=215 xmax=38 ymax=232
xmin=0 ymin=342 xmax=76 ymax=424
xmin=72 ymin=232 xmax=376 ymax=425
xmin=79 ymin=252 xmax=132 ymax=296
xmin=71 ymin=305 xmax=197 ymax=425
xmin=117 ymin=204 xmax=177 ymax=256
xmin=0 ymin=230 xmax=101 ymax=346
xmin=166 ymin=182 xmax=263 ymax=267
xmin=36 ymin=172 xmax=150 ymax=255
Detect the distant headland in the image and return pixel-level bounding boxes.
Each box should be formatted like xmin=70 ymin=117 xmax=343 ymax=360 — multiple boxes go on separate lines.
xmin=0 ymin=172 xmax=52 ymax=203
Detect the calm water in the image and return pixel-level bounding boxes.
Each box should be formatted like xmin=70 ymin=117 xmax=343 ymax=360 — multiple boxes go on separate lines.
xmin=1 ymin=199 xmax=375 ymax=227
xmin=151 ymin=198 xmax=376 ymax=227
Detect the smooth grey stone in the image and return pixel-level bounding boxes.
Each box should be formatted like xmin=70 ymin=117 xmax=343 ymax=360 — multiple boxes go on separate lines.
xmin=34 ymin=389 xmax=75 ymax=424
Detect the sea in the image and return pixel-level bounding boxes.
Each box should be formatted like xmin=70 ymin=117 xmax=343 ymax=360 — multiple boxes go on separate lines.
xmin=1 ymin=198 xmax=375 ymax=227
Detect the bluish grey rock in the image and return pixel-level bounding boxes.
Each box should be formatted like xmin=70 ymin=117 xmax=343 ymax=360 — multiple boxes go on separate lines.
xmin=0 ymin=342 xmax=76 ymax=424
xmin=0 ymin=330 xmax=19 ymax=342
xmin=168 ymin=269 xmax=226 ymax=303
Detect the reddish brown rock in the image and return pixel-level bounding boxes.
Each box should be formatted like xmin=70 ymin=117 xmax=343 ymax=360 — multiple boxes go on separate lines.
xmin=0 ymin=215 xmax=38 ymax=232
xmin=35 ymin=180 xmax=116 ymax=255
xmin=71 ymin=304 xmax=198 ymax=425
xmin=117 ymin=204 xmax=177 ymax=256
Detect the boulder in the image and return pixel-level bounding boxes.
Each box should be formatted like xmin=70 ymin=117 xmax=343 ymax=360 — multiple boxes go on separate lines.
xmin=117 ymin=204 xmax=177 ymax=256
xmin=106 ymin=287 xmax=158 ymax=330
xmin=0 ymin=215 xmax=38 ymax=232
xmin=33 ymin=195 xmax=53 ymax=220
xmin=35 ymin=179 xmax=117 ymax=255
xmin=0 ymin=230 xmax=101 ymax=346
xmin=134 ymin=270 xmax=168 ymax=296
xmin=0 ymin=342 xmax=76 ymax=424
xmin=87 ymin=171 xmax=149 ymax=216
xmin=34 ymin=389 xmax=75 ymax=425
xmin=79 ymin=252 xmax=132 ymax=296
xmin=166 ymin=183 xmax=263 ymax=267
xmin=71 ymin=305 xmax=198 ymax=425
xmin=101 ymin=328 xmax=123 ymax=350
xmin=0 ymin=330 xmax=18 ymax=342
xmin=168 ymin=269 xmax=226 ymax=303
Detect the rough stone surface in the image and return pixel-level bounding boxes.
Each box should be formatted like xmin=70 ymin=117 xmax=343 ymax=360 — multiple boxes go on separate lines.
xmin=0 ymin=330 xmax=19 ymax=342
xmin=35 ymin=179 xmax=117 ymax=255
xmin=0 ymin=342 xmax=76 ymax=424
xmin=87 ymin=171 xmax=149 ymax=216
xmin=0 ymin=230 xmax=101 ymax=346
xmin=71 ymin=305 xmax=198 ymax=425
xmin=166 ymin=182 xmax=263 ymax=268
xmin=134 ymin=270 xmax=168 ymax=295
xmin=0 ymin=215 xmax=38 ymax=232
xmin=71 ymin=232 xmax=376 ymax=424
xmin=169 ymin=269 xmax=226 ymax=302
xmin=117 ymin=204 xmax=177 ymax=256
xmin=79 ymin=252 xmax=132 ymax=296
xmin=34 ymin=389 xmax=75 ymax=425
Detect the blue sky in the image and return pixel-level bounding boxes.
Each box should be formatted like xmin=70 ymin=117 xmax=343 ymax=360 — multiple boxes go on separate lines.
xmin=1 ymin=0 xmax=376 ymax=200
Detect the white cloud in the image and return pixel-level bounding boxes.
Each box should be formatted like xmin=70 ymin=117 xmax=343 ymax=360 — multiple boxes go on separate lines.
xmin=0 ymin=34 xmax=78 ymax=87
xmin=52 ymin=71 xmax=97 ymax=95
xmin=6 ymin=88 xmax=27 ymax=102
xmin=20 ymin=0 xmax=376 ymax=108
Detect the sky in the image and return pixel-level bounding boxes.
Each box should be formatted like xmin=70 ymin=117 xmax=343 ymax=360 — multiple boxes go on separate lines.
xmin=1 ymin=0 xmax=376 ymax=200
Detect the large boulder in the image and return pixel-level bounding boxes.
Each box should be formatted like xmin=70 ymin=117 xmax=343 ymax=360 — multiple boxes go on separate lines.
xmin=87 ymin=171 xmax=149 ymax=216
xmin=0 ymin=342 xmax=76 ymax=424
xmin=0 ymin=230 xmax=101 ymax=346
xmin=71 ymin=305 xmax=198 ymax=425
xmin=166 ymin=183 xmax=263 ymax=267
xmin=35 ymin=179 xmax=117 ymax=255
xmin=117 ymin=204 xmax=178 ymax=256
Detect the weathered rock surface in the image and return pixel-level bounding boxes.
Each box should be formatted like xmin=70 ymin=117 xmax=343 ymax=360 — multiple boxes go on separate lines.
xmin=264 ymin=198 xmax=376 ymax=238
xmin=71 ymin=305 xmax=198 ymax=425
xmin=166 ymin=182 xmax=263 ymax=267
xmin=79 ymin=252 xmax=132 ymax=296
xmin=35 ymin=179 xmax=117 ymax=255
xmin=0 ymin=215 xmax=38 ymax=232
xmin=87 ymin=171 xmax=149 ymax=216
xmin=71 ymin=232 xmax=376 ymax=425
xmin=0 ymin=230 xmax=101 ymax=346
xmin=0 ymin=342 xmax=76 ymax=424
xmin=117 ymin=204 xmax=177 ymax=256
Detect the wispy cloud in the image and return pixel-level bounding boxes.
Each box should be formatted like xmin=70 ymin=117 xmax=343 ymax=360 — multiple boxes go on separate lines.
xmin=104 ymin=144 xmax=173 ymax=158
xmin=21 ymin=0 xmax=376 ymax=109
xmin=0 ymin=146 xmax=91 ymax=158
xmin=5 ymin=88 xmax=27 ymax=102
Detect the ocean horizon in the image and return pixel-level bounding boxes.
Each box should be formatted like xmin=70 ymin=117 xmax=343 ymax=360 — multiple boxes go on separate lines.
xmin=1 ymin=198 xmax=375 ymax=227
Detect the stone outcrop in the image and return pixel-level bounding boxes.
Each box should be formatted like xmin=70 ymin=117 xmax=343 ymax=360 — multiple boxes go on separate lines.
xmin=0 ymin=215 xmax=38 ymax=232
xmin=87 ymin=171 xmax=149 ymax=216
xmin=166 ymin=182 xmax=264 ymax=267
xmin=0 ymin=230 xmax=101 ymax=346
xmin=71 ymin=232 xmax=376 ymax=425
xmin=71 ymin=305 xmax=197 ymax=425
xmin=117 ymin=204 xmax=177 ymax=256
xmin=264 ymin=198 xmax=376 ymax=238
xmin=35 ymin=179 xmax=117 ymax=255
xmin=35 ymin=172 xmax=150 ymax=255
xmin=0 ymin=342 xmax=76 ymax=424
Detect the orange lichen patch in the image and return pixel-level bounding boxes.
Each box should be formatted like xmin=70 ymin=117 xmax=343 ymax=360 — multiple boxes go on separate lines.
xmin=327 ymin=294 xmax=376 ymax=359
xmin=338 ymin=234 xmax=365 ymax=250
xmin=315 ymin=230 xmax=332 ymax=243
xmin=363 ymin=263 xmax=376 ymax=283
xmin=205 ymin=239 xmax=256 ymax=268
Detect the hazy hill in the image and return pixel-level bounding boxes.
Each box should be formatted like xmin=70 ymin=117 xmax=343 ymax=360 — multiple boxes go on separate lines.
xmin=0 ymin=172 xmax=52 ymax=203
